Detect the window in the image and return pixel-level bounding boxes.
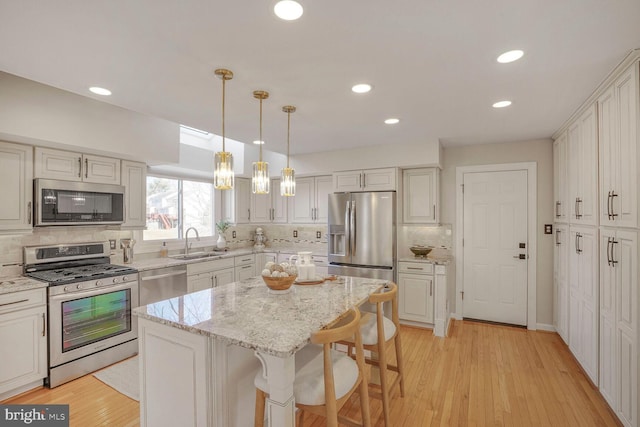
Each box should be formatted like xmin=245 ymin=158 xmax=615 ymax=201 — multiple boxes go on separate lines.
xmin=144 ymin=176 xmax=214 ymax=241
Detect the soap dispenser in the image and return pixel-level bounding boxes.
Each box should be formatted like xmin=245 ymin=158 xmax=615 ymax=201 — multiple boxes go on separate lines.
xmin=159 ymin=241 xmax=168 ymax=258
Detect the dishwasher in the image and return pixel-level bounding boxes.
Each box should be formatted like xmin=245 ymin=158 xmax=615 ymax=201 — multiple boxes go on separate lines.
xmin=139 ymin=265 xmax=188 ymax=306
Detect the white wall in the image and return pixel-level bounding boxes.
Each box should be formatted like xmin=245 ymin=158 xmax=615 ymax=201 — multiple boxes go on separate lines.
xmin=0 ymin=71 xmax=179 ymax=163
xmin=441 ymin=138 xmax=554 ymax=326
xmin=291 ymin=139 xmax=441 ymax=175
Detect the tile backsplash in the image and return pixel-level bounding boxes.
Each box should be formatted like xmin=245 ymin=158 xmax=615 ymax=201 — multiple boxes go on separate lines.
xmin=224 ymin=224 xmax=328 ymax=253
xmin=398 ymin=224 xmax=452 ymax=258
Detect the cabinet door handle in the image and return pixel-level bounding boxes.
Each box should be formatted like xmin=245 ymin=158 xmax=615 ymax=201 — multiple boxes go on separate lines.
xmin=85 ymin=158 xmax=88 ymax=178
xmin=610 ymin=192 xmax=618 ymax=219
xmin=362 ymin=173 xmax=365 ymax=189
xmin=406 ymin=267 xmax=423 ymax=271
xmin=555 ymin=201 xmax=561 ymax=218
xmin=575 ymin=198 xmax=583 ymax=219
xmin=27 ymin=201 xmax=32 ymax=224
xmin=78 ymin=157 xmax=82 ymax=178
xmin=433 ymin=204 xmax=436 ymax=220
xmin=606 ymin=237 xmax=612 ymax=266
xmin=215 ymin=275 xmax=218 ymax=287
xmin=42 ymin=312 xmax=46 ymax=337
xmin=607 ymin=191 xmax=612 ymax=220
xmin=555 ymin=229 xmax=561 ymax=246
xmin=576 ymin=233 xmax=582 ymax=254
xmin=248 ymin=209 xmax=251 ymax=221
xmin=429 ymin=281 xmax=433 ymax=297
xmin=610 ymin=238 xmax=618 ymax=266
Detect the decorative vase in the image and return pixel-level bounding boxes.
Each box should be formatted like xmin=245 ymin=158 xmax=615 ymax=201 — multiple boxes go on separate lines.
xmin=217 ymin=234 xmax=226 ymax=249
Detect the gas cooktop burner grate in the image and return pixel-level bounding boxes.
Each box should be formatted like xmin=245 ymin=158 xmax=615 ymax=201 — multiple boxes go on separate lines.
xmin=27 ymin=264 xmax=137 ymax=285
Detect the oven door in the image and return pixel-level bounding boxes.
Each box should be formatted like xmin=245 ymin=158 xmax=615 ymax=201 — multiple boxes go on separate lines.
xmin=48 ymin=280 xmax=138 ymax=368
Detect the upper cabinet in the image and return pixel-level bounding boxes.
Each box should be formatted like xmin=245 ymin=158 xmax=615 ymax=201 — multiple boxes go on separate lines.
xmin=121 ymin=160 xmax=147 ymax=229
xmin=222 ymin=178 xmax=250 ymax=225
xmin=0 ymin=141 xmax=33 ymax=232
xmin=333 ymin=167 xmax=397 ymax=192
xmin=290 ymin=176 xmax=332 ymax=224
xmin=402 ymin=168 xmax=439 ymax=224
xmin=34 ymin=147 xmax=120 ymax=185
xmin=599 ymin=62 xmax=638 ymax=229
xmin=553 ymin=131 xmax=569 ymax=223
xmin=568 ymin=104 xmax=598 ymax=226
xmin=250 ymin=178 xmax=288 ymax=224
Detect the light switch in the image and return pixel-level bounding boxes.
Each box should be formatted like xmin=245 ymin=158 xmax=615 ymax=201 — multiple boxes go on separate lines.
xmin=544 ymin=224 xmax=553 ymax=234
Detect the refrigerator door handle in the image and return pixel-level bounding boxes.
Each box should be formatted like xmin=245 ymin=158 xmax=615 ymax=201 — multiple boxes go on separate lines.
xmin=351 ymin=200 xmax=357 ymax=256
xmin=345 ymin=200 xmax=351 ymax=256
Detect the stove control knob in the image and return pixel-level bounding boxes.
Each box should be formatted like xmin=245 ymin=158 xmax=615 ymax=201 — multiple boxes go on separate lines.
xmin=76 ymin=284 xmax=82 ymax=290
xmin=112 ymin=277 xmax=120 ymax=284
xmin=122 ymin=276 xmax=128 ymax=282
xmin=96 ymin=280 xmax=103 ymax=287
xmin=64 ymin=286 xmax=70 ymax=292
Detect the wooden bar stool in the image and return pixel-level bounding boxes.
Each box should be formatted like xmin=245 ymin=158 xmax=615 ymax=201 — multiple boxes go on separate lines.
xmin=341 ymin=282 xmax=405 ymax=426
xmin=254 ymin=308 xmax=371 ymax=427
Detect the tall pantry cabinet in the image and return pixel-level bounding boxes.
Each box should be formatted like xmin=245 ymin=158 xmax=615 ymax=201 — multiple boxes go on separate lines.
xmin=554 ymin=52 xmax=640 ymax=427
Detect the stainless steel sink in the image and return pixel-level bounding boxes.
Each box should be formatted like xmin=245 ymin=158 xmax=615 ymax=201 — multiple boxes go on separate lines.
xmin=169 ymin=251 xmax=225 ymax=260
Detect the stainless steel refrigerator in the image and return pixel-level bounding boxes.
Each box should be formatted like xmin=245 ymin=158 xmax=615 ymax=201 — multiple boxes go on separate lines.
xmin=328 ymin=191 xmax=396 ymax=281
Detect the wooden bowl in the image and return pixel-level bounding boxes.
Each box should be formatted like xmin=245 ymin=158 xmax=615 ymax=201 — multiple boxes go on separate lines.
xmin=262 ymin=275 xmax=297 ymax=291
xmin=410 ymin=246 xmax=433 ymax=257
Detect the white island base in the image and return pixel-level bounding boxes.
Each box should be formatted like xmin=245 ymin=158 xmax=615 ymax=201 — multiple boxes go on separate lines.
xmin=138 ymin=318 xmax=264 ymax=427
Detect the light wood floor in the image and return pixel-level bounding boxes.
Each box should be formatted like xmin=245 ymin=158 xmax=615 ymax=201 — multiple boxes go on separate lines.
xmin=4 ymin=320 xmax=622 ymax=427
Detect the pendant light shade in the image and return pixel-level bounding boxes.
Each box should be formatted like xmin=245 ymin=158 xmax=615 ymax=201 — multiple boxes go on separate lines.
xmin=252 ymin=90 xmax=270 ymax=194
xmin=281 ymin=105 xmax=296 ymax=196
xmin=213 ymin=68 xmax=234 ymax=190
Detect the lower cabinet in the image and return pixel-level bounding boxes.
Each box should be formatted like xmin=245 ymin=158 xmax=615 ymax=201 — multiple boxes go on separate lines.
xmin=599 ymin=228 xmax=637 ymax=426
xmin=0 ymin=288 xmax=47 ymax=400
xmin=234 ymin=254 xmax=256 ymax=282
xmin=187 ymin=258 xmax=235 ymax=293
xmin=398 ymin=261 xmax=434 ymax=324
xmin=554 ymin=223 xmax=570 ymax=344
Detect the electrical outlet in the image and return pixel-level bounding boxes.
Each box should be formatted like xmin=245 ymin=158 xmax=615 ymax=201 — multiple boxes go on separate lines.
xmin=109 ymin=239 xmax=117 ymax=250
xmin=316 ymin=231 xmax=321 ymax=239
xmin=544 ymin=224 xmax=553 ymax=234
xmin=293 ymin=230 xmax=298 ymax=238
xmin=232 ymin=231 xmax=236 ymax=238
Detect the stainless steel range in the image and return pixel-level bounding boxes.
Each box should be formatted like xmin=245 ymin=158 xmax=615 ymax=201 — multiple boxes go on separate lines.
xmin=24 ymin=242 xmax=139 ymax=388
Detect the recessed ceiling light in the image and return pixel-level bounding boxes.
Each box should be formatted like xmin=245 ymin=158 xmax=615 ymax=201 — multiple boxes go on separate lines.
xmin=89 ymin=86 xmax=112 ymax=96
xmin=253 ymin=140 xmax=265 ymax=145
xmin=497 ymin=50 xmax=524 ymax=64
xmin=274 ymin=0 xmax=303 ymax=20
xmin=492 ymin=100 xmax=512 ymax=108
xmin=351 ymin=84 xmax=372 ymax=94
xmin=384 ymin=118 xmax=400 ymax=124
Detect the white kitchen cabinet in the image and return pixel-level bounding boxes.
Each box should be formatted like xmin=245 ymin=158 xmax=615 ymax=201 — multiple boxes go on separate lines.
xmin=222 ymin=178 xmax=251 ymax=225
xmin=34 ymin=147 xmax=121 ymax=184
xmin=0 ymin=141 xmax=33 ymax=233
xmin=553 ymin=131 xmax=569 ymax=223
xmin=234 ymin=254 xmax=256 ymax=282
xmin=333 ymin=168 xmax=397 ymax=192
xmin=187 ymin=257 xmax=235 ymax=292
xmin=599 ymin=63 xmax=638 ymax=229
xmin=290 ymin=176 xmax=332 ymax=224
xmin=121 ymin=160 xmax=147 ymax=229
xmin=568 ymin=225 xmax=599 ymax=384
xmin=0 ymin=288 xmax=47 ymax=400
xmin=402 ymin=168 xmax=439 ymax=224
xmin=554 ymin=224 xmax=569 ymax=344
xmin=250 ymin=178 xmax=287 ymax=224
xmin=398 ymin=261 xmax=434 ymax=324
xmin=599 ymin=229 xmax=637 ymax=426
xmin=568 ymin=105 xmax=598 ymax=226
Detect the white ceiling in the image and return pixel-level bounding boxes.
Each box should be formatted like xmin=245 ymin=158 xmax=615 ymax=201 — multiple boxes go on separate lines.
xmin=1 ymin=0 xmax=639 ymax=155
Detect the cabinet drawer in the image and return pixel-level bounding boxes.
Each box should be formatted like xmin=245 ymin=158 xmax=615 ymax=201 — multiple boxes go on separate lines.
xmin=311 ymin=256 xmax=328 ymax=267
xmin=234 ymin=254 xmax=255 ymax=266
xmin=187 ymin=257 xmax=235 ymax=276
xmin=398 ymin=262 xmax=434 ymax=275
xmin=0 ymin=289 xmax=46 ymax=315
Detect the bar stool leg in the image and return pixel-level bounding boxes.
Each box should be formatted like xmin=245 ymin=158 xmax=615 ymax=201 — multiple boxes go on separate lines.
xmin=394 ymin=332 xmax=405 ymax=397
xmin=377 ymin=336 xmax=390 ymax=426
xmin=255 ymin=389 xmax=266 ymax=427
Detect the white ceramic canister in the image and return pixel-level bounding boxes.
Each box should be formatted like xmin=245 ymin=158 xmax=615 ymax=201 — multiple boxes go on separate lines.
xmin=289 ymin=251 xmax=316 ymax=281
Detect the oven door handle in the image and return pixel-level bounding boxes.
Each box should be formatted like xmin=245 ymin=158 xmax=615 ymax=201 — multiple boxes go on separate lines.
xmin=48 ymin=280 xmax=139 ymax=303
xmin=140 ymin=271 xmax=186 ymax=281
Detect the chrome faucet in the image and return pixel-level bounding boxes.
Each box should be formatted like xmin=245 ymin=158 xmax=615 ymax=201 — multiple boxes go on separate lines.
xmin=185 ymin=227 xmax=200 ymax=254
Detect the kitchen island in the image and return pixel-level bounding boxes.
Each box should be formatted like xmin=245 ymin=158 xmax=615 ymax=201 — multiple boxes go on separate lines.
xmin=133 ymin=275 xmax=386 ymax=427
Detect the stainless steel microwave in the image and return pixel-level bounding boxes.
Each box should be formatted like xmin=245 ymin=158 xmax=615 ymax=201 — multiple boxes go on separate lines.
xmin=34 ymin=179 xmax=125 ymax=226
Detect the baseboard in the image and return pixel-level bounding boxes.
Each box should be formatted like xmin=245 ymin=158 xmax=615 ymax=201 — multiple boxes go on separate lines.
xmin=536 ymin=323 xmax=556 ymax=332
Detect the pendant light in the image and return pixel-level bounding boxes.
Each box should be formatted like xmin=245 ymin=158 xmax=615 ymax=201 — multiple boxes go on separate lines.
xmin=281 ymin=105 xmax=296 ymax=196
xmin=252 ymin=90 xmax=270 ymax=194
xmin=213 ymin=68 xmax=234 ymax=190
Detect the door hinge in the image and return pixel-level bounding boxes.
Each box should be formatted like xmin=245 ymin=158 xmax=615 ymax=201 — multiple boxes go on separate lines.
xmin=461 ymin=291 xmax=464 ymax=300
xmin=461 ymin=184 xmax=464 ymax=193
xmin=462 ymin=238 xmax=464 ymax=247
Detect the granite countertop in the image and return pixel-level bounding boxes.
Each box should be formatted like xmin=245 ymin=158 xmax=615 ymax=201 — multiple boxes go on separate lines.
xmin=125 ymin=247 xmax=329 ymax=272
xmin=0 ymin=276 xmax=48 ymax=295
xmin=133 ymin=275 xmax=386 ymax=358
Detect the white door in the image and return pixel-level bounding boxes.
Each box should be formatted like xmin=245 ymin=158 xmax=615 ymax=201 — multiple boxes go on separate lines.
xmin=462 ymin=170 xmax=528 ymax=326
